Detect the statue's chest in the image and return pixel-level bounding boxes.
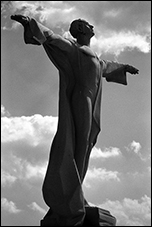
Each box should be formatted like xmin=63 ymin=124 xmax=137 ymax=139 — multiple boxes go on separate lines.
xmin=77 ymin=49 xmax=101 ymax=87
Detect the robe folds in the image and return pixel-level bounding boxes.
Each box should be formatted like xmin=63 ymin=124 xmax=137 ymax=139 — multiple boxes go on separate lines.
xmin=23 ymin=18 xmax=127 ymax=226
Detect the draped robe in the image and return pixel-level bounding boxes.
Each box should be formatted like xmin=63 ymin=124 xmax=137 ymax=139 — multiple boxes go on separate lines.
xmin=23 ymin=18 xmax=127 ymax=226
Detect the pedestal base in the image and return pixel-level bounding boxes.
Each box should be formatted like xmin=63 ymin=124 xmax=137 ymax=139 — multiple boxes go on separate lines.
xmin=40 ymin=206 xmax=116 ymax=226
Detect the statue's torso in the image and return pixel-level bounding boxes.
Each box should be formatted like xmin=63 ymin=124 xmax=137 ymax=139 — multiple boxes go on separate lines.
xmin=70 ymin=44 xmax=102 ymax=102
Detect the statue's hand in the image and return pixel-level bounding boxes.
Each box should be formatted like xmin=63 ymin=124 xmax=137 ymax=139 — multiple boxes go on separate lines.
xmin=125 ymin=65 xmax=139 ymax=75
xmin=10 ymin=14 xmax=29 ymax=27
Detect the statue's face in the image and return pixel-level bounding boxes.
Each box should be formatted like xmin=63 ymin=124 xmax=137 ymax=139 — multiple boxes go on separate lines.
xmin=69 ymin=19 xmax=95 ymax=39
xmin=81 ymin=20 xmax=95 ymax=38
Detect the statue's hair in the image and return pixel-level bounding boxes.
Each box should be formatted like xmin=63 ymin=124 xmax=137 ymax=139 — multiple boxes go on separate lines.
xmin=69 ymin=19 xmax=86 ymax=38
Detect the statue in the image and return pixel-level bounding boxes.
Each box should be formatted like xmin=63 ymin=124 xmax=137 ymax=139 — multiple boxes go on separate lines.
xmin=11 ymin=15 xmax=139 ymax=226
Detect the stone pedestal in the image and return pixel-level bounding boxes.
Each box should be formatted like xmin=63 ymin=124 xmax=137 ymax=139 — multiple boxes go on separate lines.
xmin=40 ymin=206 xmax=116 ymax=226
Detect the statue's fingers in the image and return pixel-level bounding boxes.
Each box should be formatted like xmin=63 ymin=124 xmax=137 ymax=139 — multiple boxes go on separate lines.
xmin=10 ymin=15 xmax=20 ymax=21
xmin=133 ymin=71 xmax=139 ymax=75
xmin=135 ymin=69 xmax=139 ymax=74
xmin=10 ymin=15 xmax=15 ymax=20
xmin=10 ymin=14 xmax=23 ymax=20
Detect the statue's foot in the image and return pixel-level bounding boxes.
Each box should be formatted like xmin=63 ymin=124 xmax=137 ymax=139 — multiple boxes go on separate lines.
xmin=10 ymin=14 xmax=29 ymax=27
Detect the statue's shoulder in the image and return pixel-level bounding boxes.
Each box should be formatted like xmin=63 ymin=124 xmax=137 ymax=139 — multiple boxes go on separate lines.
xmin=66 ymin=38 xmax=76 ymax=45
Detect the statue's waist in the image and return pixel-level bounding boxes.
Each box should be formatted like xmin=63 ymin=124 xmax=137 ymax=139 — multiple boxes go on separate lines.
xmin=71 ymin=83 xmax=99 ymax=103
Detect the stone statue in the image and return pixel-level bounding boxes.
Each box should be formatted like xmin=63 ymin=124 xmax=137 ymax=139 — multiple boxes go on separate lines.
xmin=11 ymin=15 xmax=139 ymax=226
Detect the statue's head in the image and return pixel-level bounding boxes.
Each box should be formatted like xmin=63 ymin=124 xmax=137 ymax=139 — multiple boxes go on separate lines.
xmin=69 ymin=19 xmax=95 ymax=39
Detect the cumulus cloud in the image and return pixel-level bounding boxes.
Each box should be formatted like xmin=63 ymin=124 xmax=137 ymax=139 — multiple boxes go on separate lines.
xmin=1 ymin=113 xmax=58 ymax=146
xmin=2 ymin=151 xmax=47 ymax=185
xmin=1 ymin=1 xmax=78 ymax=29
xmin=92 ymin=30 xmax=151 ymax=56
xmin=1 ymin=198 xmax=22 ymax=214
xmin=86 ymin=167 xmax=120 ymax=181
xmin=91 ymin=146 xmax=121 ymax=159
xmin=25 ymin=161 xmax=47 ymax=180
xmin=125 ymin=140 xmax=141 ymax=155
xmin=99 ymin=195 xmax=151 ymax=226
xmin=28 ymin=202 xmax=46 ymax=215
xmin=1 ymin=107 xmax=50 ymax=224
xmin=125 ymin=140 xmax=150 ymax=162
xmin=83 ymin=167 xmax=120 ymax=188
xmin=1 ymin=106 xmax=58 ymax=187
xmin=130 ymin=140 xmax=141 ymax=154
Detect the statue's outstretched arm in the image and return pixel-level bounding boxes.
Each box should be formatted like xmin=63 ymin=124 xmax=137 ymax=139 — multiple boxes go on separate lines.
xmin=101 ymin=60 xmax=139 ymax=85
xmin=11 ymin=14 xmax=44 ymax=45
xmin=11 ymin=14 xmax=29 ymax=27
xmin=11 ymin=14 xmax=73 ymax=51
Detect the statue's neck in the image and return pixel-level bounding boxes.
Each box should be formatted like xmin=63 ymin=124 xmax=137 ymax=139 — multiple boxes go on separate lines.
xmin=76 ymin=35 xmax=91 ymax=47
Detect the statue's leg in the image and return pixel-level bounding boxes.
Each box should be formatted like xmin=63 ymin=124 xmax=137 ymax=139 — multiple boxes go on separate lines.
xmin=71 ymin=92 xmax=92 ymax=181
xmin=82 ymin=119 xmax=99 ymax=182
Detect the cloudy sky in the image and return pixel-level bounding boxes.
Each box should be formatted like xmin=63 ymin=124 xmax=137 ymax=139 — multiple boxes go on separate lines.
xmin=1 ymin=1 xmax=151 ymax=226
